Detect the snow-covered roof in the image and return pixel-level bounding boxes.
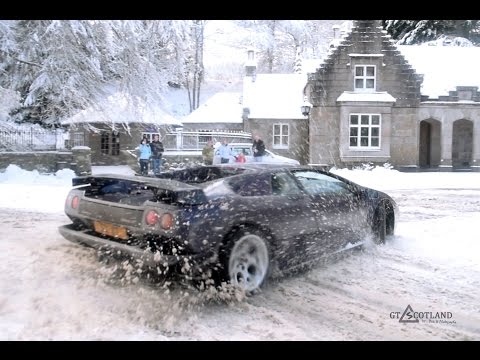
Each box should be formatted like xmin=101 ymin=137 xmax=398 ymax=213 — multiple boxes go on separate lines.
xmin=182 ymin=92 xmax=243 ymax=124
xmin=61 ymin=92 xmax=183 ymax=127
xmin=398 ymin=45 xmax=480 ymax=99
xmin=243 ymin=74 xmax=308 ymax=120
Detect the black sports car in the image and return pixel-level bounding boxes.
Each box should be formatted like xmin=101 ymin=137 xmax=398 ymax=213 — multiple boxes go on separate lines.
xmin=59 ymin=164 xmax=398 ymax=293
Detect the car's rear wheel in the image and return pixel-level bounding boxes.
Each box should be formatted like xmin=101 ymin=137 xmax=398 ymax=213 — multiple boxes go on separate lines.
xmin=221 ymin=229 xmax=270 ymax=294
xmin=373 ymin=203 xmax=387 ymax=244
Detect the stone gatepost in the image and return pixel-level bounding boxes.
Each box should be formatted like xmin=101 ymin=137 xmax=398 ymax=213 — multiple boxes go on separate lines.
xmin=72 ymin=146 xmax=92 ymax=176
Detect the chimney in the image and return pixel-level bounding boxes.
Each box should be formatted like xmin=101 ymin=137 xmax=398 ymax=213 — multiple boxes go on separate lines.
xmin=245 ymin=48 xmax=257 ymax=82
xmin=242 ymin=107 xmax=250 ymax=120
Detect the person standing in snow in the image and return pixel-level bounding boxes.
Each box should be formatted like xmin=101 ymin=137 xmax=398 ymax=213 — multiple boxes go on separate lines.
xmin=150 ymin=134 xmax=164 ymax=175
xmin=252 ymin=134 xmax=266 ymax=162
xmin=202 ymin=140 xmax=214 ymax=165
xmin=217 ymin=139 xmax=233 ymax=163
xmin=138 ymin=137 xmax=152 ymax=176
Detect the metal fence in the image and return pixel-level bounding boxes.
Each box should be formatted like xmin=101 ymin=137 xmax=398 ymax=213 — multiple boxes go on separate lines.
xmin=0 ymin=123 xmax=62 ymax=151
xmin=0 ymin=126 xmax=252 ymax=152
xmin=162 ymin=130 xmax=252 ymax=151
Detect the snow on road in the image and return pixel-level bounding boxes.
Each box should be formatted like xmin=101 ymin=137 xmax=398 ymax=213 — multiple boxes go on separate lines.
xmin=0 ymin=166 xmax=479 ymax=340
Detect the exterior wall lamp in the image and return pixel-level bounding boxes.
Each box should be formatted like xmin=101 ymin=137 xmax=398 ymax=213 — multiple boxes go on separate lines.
xmin=301 ymin=96 xmax=312 ymax=117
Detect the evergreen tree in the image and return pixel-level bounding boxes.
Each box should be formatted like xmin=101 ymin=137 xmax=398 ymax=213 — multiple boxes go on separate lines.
xmin=383 ymin=20 xmax=480 ymax=45
xmin=0 ymin=20 xmax=192 ymax=127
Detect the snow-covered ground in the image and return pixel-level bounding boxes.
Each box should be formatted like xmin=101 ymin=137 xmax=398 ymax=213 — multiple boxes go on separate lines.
xmin=0 ymin=164 xmax=479 ymax=340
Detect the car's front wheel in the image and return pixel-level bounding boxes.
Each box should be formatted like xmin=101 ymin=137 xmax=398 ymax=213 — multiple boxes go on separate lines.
xmin=222 ymin=229 xmax=271 ymax=294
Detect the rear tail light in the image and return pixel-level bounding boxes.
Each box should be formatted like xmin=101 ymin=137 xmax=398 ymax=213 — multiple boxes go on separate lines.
xmin=159 ymin=213 xmax=174 ymax=230
xmin=145 ymin=210 xmax=159 ymax=225
xmin=145 ymin=210 xmax=174 ymax=230
xmin=71 ymin=195 xmax=79 ymax=209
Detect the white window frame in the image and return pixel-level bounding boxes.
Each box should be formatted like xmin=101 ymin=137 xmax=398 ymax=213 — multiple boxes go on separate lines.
xmin=348 ymin=113 xmax=381 ymax=150
xmin=272 ymin=123 xmax=289 ymax=149
xmin=354 ymin=65 xmax=376 ymax=92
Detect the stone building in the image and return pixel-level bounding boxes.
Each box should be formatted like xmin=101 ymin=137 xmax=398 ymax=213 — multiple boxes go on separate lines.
xmin=61 ymin=92 xmax=182 ymax=166
xmin=305 ymin=20 xmax=480 ymax=170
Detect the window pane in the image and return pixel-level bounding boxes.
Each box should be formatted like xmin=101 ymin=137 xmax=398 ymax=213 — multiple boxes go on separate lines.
xmin=112 ymin=133 xmax=120 ymax=156
xmin=274 ymin=125 xmax=280 ymax=135
xmin=372 ymin=115 xmax=380 ymax=125
xmin=101 ymin=133 xmax=109 ymax=155
xmin=355 ymin=79 xmax=364 ymax=88
xmin=361 ymin=127 xmax=369 ymax=136
xmin=282 ymin=125 xmax=289 ymax=134
xmin=282 ymin=135 xmax=288 ymax=145
xmin=350 ymin=115 xmax=358 ymax=124
xmin=366 ymin=79 xmax=375 ymax=88
xmin=371 ymin=127 xmax=379 ymax=136
xmin=355 ymin=67 xmax=364 ymax=76
xmin=360 ymin=137 xmax=369 ymax=146
xmin=350 ymin=128 xmax=358 ymax=136
xmin=366 ymin=66 xmax=375 ymax=76
xmin=361 ymin=115 xmax=369 ymax=124
xmin=350 ymin=137 xmax=357 ymax=146
xmin=371 ymin=138 xmax=379 ymax=147
xmin=273 ymin=136 xmax=280 ymax=145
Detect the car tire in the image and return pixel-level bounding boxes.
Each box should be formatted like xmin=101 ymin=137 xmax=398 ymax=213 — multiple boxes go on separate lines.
xmin=220 ymin=228 xmax=271 ymax=294
xmin=373 ymin=202 xmax=387 ymax=244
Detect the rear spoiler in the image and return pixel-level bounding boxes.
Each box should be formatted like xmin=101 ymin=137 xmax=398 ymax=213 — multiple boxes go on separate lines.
xmin=72 ymin=175 xmax=207 ymax=205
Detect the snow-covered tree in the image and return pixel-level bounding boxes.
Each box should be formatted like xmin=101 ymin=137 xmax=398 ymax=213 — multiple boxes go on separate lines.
xmin=0 ymin=20 xmax=192 ymax=127
xmin=232 ymin=20 xmax=310 ymax=73
xmin=0 ymin=87 xmax=20 ymax=121
xmin=232 ymin=20 xmax=346 ymax=74
xmin=383 ymin=20 xmax=480 ymax=45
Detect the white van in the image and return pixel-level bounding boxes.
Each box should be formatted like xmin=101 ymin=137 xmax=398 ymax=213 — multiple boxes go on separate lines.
xmin=212 ymin=142 xmax=300 ymax=165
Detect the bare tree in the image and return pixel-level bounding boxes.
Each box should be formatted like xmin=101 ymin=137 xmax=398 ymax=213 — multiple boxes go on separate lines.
xmin=184 ymin=20 xmax=206 ymax=112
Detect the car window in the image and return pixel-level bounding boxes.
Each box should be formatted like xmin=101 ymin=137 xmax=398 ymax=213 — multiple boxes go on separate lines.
xmin=271 ymin=173 xmax=302 ymax=196
xmin=292 ymin=170 xmax=351 ymax=196
xmin=232 ymin=146 xmax=252 ymax=156
xmin=203 ymin=179 xmax=236 ymax=199
xmin=227 ymin=173 xmax=271 ymax=197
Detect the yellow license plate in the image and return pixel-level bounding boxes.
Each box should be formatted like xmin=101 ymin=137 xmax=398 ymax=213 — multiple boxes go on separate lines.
xmin=94 ymin=221 xmax=128 ymax=240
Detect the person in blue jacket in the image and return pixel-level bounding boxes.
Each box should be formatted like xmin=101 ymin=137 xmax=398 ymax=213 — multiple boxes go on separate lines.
xmin=138 ymin=137 xmax=152 ymax=175
xmin=217 ymin=139 xmax=232 ymax=163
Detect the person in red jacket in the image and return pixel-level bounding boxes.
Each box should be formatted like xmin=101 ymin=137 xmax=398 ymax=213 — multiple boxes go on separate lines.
xmin=235 ymin=150 xmax=246 ymax=163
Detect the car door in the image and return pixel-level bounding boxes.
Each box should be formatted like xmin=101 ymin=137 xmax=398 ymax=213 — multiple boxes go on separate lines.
xmin=226 ymin=171 xmax=323 ymax=271
xmin=290 ymin=169 xmax=370 ymax=257
xmin=262 ymin=171 xmax=325 ymax=269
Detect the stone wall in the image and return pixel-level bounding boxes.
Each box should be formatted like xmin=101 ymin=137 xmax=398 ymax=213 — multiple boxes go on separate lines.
xmin=0 ymin=148 xmax=92 ymax=175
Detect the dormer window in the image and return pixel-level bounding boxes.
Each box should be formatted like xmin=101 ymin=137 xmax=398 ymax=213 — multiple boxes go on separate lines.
xmin=354 ymin=65 xmax=376 ymax=91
